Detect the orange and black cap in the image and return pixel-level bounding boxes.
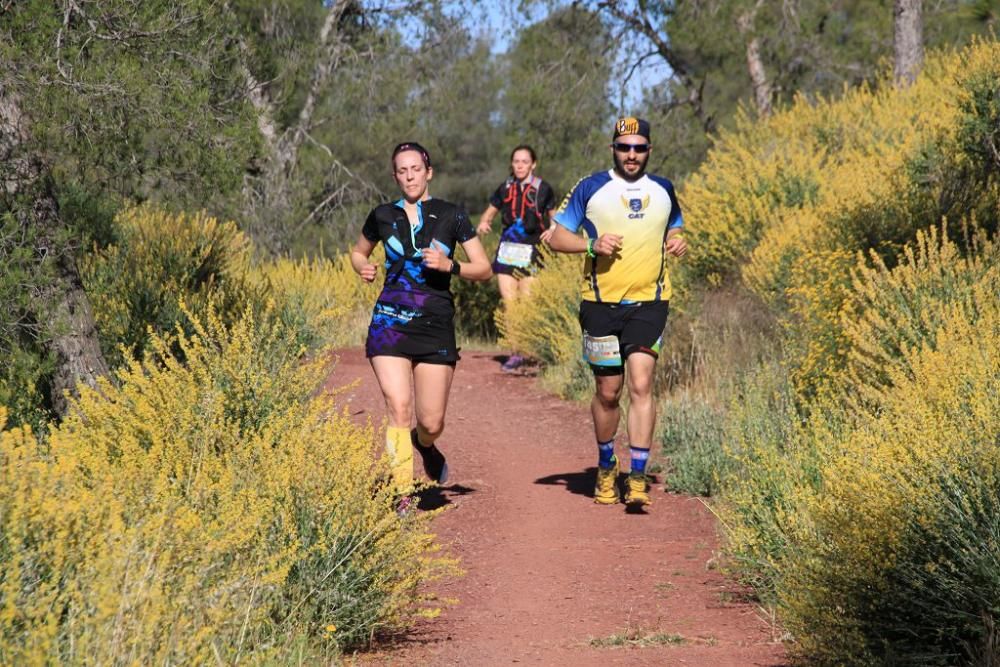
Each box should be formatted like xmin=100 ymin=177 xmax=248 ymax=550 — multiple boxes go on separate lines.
xmin=612 ymin=117 xmax=650 ymax=140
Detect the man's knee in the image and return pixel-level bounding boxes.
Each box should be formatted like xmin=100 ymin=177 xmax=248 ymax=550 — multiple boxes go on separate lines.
xmin=627 ymin=373 xmax=654 ymax=400
xmin=625 ymin=353 xmax=656 ymax=400
xmin=595 ymin=391 xmax=619 ymax=410
xmin=594 ymin=375 xmax=624 ymax=408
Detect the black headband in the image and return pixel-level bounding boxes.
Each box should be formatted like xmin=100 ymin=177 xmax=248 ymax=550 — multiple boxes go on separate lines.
xmin=392 ymin=142 xmax=432 ymax=168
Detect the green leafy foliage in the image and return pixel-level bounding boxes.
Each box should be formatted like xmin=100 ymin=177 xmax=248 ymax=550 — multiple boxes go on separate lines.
xmin=1 ymin=1 xmax=259 ymax=217
xmin=0 ymin=211 xmax=56 ymax=431
xmin=501 ymin=6 xmax=614 ymax=190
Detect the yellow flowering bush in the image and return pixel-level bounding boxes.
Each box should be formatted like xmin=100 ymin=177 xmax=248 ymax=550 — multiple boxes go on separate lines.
xmin=755 ymin=43 xmax=999 ymax=399
xmin=779 ymin=278 xmax=1000 ymax=664
xmin=718 ymin=228 xmax=1000 ymax=664
xmin=840 ymin=223 xmax=999 ymax=407
xmin=0 ymin=307 xmax=455 ymax=665
xmin=662 ymin=39 xmax=1000 ymax=665
xmin=81 ymin=205 xmax=263 ymax=366
xmin=686 ymin=47 xmax=967 ymax=291
xmin=83 ymin=205 xmax=389 ymax=363
xmin=498 ymin=246 xmax=593 ymax=397
xmin=251 ymin=251 xmax=381 ymax=350
xmin=672 ymin=41 xmax=1000 ymax=403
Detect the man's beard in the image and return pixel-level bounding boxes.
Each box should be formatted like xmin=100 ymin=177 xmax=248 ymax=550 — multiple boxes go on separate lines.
xmin=613 ymin=152 xmax=648 ymax=180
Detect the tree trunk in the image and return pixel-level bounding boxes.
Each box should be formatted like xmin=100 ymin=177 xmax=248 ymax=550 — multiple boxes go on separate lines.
xmin=1 ymin=80 xmax=110 ymax=416
xmin=738 ymin=1 xmax=773 ymax=118
xmin=893 ymin=0 xmax=923 ymax=87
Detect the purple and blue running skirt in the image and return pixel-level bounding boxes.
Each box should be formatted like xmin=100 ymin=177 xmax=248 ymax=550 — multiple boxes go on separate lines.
xmin=365 ymin=287 xmax=459 ymax=365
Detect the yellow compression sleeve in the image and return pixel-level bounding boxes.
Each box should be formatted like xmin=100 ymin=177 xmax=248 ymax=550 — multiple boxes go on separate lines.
xmin=385 ymin=426 xmax=414 ymax=493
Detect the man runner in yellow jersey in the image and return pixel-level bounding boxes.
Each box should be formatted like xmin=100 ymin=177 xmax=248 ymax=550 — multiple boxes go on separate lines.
xmin=548 ymin=117 xmax=688 ymax=508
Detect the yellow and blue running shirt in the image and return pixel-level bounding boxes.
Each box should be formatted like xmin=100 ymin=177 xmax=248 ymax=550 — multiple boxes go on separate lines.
xmin=554 ymin=170 xmax=684 ymax=303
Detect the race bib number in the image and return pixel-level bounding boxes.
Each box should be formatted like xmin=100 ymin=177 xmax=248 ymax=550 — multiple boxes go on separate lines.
xmin=497 ymin=241 xmax=534 ymax=268
xmin=583 ymin=333 xmax=621 ymax=367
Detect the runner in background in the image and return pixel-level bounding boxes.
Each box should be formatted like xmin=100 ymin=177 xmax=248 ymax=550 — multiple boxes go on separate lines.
xmin=351 ymin=142 xmax=492 ymax=509
xmin=477 ymin=145 xmax=557 ymax=372
xmin=547 ymin=118 xmax=688 ymax=509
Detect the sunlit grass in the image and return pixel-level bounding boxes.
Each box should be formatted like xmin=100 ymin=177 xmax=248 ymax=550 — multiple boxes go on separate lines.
xmin=589 ymin=629 xmax=687 ymax=648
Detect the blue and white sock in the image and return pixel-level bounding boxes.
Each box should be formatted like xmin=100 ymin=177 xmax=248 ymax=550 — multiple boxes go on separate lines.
xmin=629 ymin=445 xmax=650 ymax=475
xmin=597 ymin=439 xmax=616 ymax=469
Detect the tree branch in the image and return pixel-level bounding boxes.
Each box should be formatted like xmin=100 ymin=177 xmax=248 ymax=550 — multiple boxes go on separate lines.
xmin=598 ymin=0 xmax=714 ymax=132
xmin=276 ymin=0 xmax=353 ymax=175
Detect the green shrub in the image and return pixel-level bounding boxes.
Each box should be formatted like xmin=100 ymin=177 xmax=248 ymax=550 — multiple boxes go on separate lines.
xmin=656 ymin=285 xmax=778 ymax=497
xmin=955 ymin=43 xmax=1000 ymax=179
xmin=714 ymin=356 xmax=824 ymax=595
xmin=0 ymin=211 xmax=58 ymax=430
xmin=0 ymin=345 xmax=54 ymax=434
xmin=452 ymin=229 xmax=500 ymax=342
xmin=858 ymin=468 xmax=1000 ymax=666
xmin=659 ymin=391 xmax=727 ymax=496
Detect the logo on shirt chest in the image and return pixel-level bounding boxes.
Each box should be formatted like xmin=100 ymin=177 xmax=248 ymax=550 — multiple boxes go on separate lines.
xmin=620 ymin=194 xmax=650 ymax=219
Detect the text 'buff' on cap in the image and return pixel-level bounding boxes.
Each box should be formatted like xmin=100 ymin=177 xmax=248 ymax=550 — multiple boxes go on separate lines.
xmin=612 ymin=117 xmax=651 ymax=140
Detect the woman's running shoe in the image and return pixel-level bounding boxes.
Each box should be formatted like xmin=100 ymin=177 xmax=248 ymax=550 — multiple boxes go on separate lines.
xmin=412 ymin=429 xmax=449 ymax=484
xmin=395 ymin=494 xmax=417 ymax=517
xmin=501 ymin=354 xmax=525 ymax=372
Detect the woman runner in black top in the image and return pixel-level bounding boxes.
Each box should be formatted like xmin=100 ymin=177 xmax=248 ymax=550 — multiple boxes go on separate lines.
xmin=476 ymin=145 xmax=556 ymax=371
xmin=351 ymin=142 xmax=492 ymax=503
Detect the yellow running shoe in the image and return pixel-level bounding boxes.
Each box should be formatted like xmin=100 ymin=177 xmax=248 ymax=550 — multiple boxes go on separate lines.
xmin=624 ymin=473 xmax=651 ymax=507
xmin=593 ymin=457 xmax=620 ymax=505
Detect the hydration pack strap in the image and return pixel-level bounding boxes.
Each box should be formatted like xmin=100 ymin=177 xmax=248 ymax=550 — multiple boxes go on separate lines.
xmin=387 ymin=203 xmax=446 ymax=284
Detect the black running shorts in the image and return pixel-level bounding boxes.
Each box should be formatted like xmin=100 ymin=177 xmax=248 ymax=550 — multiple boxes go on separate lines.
xmin=365 ymin=290 xmax=459 ymax=365
xmin=578 ymin=300 xmax=669 ymax=376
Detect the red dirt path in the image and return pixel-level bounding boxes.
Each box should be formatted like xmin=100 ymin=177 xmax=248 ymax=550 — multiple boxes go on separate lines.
xmin=326 ymin=348 xmax=787 ymax=667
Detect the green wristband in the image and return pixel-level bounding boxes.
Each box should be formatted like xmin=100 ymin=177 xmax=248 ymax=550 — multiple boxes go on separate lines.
xmin=586 ymin=238 xmax=596 ymax=258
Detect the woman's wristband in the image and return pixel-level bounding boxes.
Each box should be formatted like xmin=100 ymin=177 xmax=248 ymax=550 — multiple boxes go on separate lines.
xmin=450 ymin=260 xmax=461 ymax=276
xmin=586 ymin=238 xmax=597 ymax=258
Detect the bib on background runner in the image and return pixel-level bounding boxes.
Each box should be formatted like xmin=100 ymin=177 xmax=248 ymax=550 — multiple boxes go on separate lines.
xmin=497 ymin=240 xmax=534 ymax=268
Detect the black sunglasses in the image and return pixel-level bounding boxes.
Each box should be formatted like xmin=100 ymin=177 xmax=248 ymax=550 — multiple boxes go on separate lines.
xmin=613 ymin=142 xmax=650 ymax=154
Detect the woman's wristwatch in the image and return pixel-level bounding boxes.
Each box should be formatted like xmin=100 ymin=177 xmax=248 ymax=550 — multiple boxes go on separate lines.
xmin=450 ymin=260 xmax=461 ymax=275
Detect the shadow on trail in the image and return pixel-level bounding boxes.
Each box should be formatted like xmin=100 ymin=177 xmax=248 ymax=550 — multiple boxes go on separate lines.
xmin=416 ymin=483 xmax=476 ymax=511
xmin=355 ymin=622 xmax=442 ymax=658
xmin=533 ymin=468 xmax=596 ymax=497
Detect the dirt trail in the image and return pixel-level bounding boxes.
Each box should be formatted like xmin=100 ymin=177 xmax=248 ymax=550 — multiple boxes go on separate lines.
xmin=326 ymin=348 xmax=786 ymax=667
